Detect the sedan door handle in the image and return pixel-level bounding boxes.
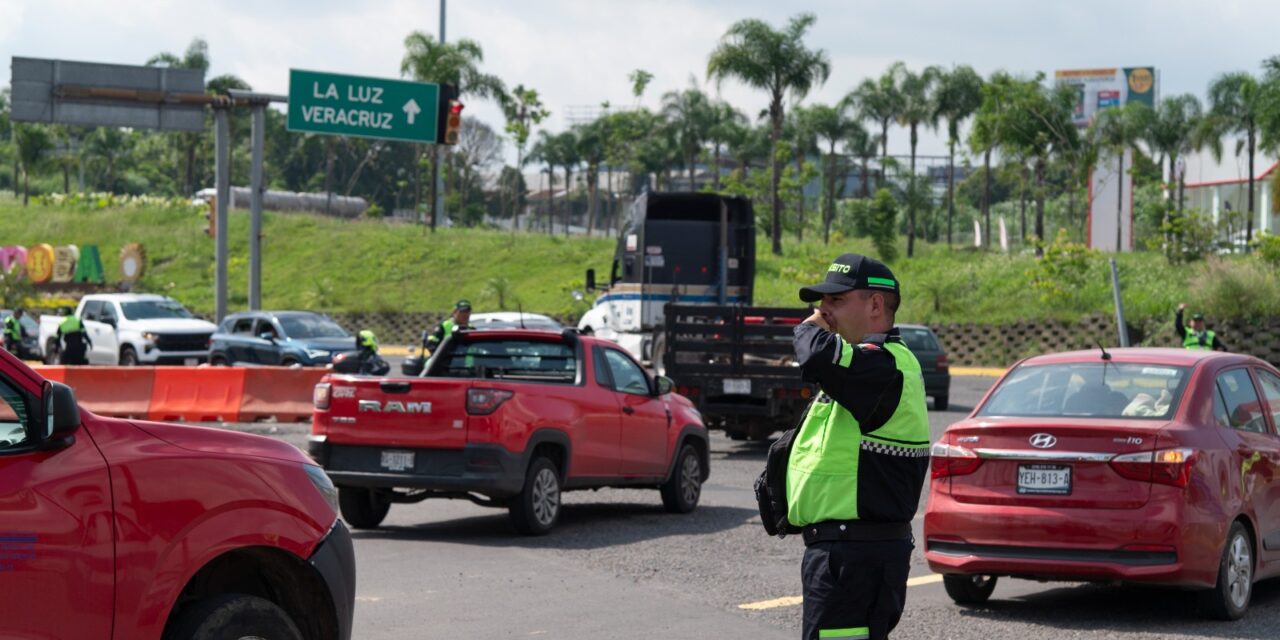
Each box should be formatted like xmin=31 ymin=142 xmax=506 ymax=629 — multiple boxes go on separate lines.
xmin=622 ymin=405 xmax=635 ymax=414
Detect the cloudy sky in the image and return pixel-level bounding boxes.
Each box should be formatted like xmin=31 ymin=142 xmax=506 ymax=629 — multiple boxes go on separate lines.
xmin=2 ymin=0 xmax=1277 ymax=162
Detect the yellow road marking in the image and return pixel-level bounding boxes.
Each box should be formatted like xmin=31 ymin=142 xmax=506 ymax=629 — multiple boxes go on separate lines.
xmin=738 ymin=574 xmax=943 ymax=610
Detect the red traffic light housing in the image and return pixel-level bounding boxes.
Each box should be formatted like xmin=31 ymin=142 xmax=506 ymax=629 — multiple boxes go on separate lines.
xmin=443 ymin=100 xmax=464 ymax=145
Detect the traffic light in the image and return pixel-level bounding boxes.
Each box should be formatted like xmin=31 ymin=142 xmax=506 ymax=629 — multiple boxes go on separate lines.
xmin=443 ymin=100 xmax=464 ymax=145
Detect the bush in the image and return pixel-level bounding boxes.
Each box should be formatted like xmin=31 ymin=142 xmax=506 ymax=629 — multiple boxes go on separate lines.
xmin=1190 ymin=257 xmax=1280 ymax=320
xmin=1252 ymin=232 xmax=1280 ymax=265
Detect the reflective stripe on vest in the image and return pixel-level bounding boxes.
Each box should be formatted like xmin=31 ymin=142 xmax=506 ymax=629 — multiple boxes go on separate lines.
xmin=1183 ymin=328 xmax=1215 ymax=350
xmin=785 ymin=340 xmax=930 ymax=526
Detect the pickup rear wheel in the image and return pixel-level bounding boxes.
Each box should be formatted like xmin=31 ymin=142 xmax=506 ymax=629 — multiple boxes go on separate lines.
xmin=660 ymin=444 xmax=702 ymax=513
xmin=164 ymin=593 xmax=302 ymax=640
xmin=338 ymin=487 xmax=390 ymax=529
xmin=509 ymin=457 xmax=561 ymax=535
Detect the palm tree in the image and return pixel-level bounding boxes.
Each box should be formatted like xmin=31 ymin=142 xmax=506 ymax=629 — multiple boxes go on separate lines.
xmin=1206 ymin=71 xmax=1270 ymax=245
xmin=933 ymin=65 xmax=984 ymax=246
xmin=786 ymin=107 xmax=821 ymax=241
xmin=1091 ymin=101 xmax=1152 ymax=252
xmin=574 ymin=121 xmax=606 ymax=236
xmin=705 ymin=102 xmax=746 ymax=191
xmin=847 ymin=69 xmax=902 ymax=185
xmin=660 ymin=84 xmax=712 ymax=191
xmin=13 ymin=124 xmax=53 ymax=206
xmin=969 ymin=71 xmax=1016 ymax=249
xmin=843 ymin=121 xmax=879 ymax=199
xmin=84 ymin=127 xmax=131 ymax=194
xmin=401 ymin=31 xmax=507 ymax=231
xmin=707 ymin=12 xmax=831 ymax=255
xmin=146 ymin=38 xmax=211 ymax=196
xmin=1143 ymin=94 xmax=1203 ymax=230
xmin=502 ymin=84 xmax=550 ymax=231
xmin=529 ymin=131 xmax=561 ymax=234
xmin=891 ymin=62 xmax=942 ymax=257
xmin=801 ymin=103 xmax=857 ymax=244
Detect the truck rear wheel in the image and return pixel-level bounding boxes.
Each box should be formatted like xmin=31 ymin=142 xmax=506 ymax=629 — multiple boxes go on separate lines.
xmin=164 ymin=593 xmax=302 ymax=640
xmin=660 ymin=444 xmax=702 ymax=513
xmin=338 ymin=487 xmax=390 ymax=529
xmin=509 ymin=457 xmax=561 ymax=535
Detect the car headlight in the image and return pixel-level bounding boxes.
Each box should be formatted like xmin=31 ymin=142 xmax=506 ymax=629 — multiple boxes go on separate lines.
xmin=304 ymin=464 xmax=339 ymax=513
xmin=142 ymin=332 xmax=159 ymax=342
xmin=306 ymin=349 xmax=331 ymax=359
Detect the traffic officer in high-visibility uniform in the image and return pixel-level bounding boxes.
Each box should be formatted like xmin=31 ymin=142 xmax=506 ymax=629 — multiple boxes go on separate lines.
xmin=788 ymin=253 xmax=930 ymax=640
xmin=423 ymin=299 xmax=474 ymax=354
xmin=3 ymin=308 xmax=25 ymax=355
xmin=57 ymin=307 xmax=92 ymax=365
xmin=1175 ymin=303 xmax=1228 ymax=351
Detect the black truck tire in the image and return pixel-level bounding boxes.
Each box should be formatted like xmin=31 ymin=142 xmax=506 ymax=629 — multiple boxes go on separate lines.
xmin=509 ymin=457 xmax=561 ymax=535
xmin=165 ymin=593 xmax=302 ymax=640
xmin=338 ymin=487 xmax=390 ymax=529
xmin=660 ymin=444 xmax=703 ymax=513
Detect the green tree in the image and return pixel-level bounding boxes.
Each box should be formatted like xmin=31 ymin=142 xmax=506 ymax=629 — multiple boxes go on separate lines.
xmin=401 ymin=30 xmax=507 ymax=231
xmin=146 ymin=37 xmax=211 ymax=196
xmin=933 ymin=65 xmax=984 ymax=246
xmin=13 ymin=124 xmax=54 ymax=206
xmin=890 ymin=61 xmax=941 ymax=257
xmin=848 ymin=69 xmax=901 ymax=185
xmin=1090 ymin=101 xmax=1152 ymax=252
xmin=501 ymin=84 xmax=549 ymax=230
xmin=868 ymin=188 xmax=899 ymax=263
xmin=629 ymin=69 xmax=654 ymax=103
xmin=800 ymin=103 xmax=857 ymax=244
xmin=704 ymin=101 xmax=746 ymax=191
xmin=843 ymin=120 xmax=879 ymax=199
xmin=1142 ymin=94 xmax=1204 ymax=249
xmin=707 ymin=12 xmax=831 ymax=256
xmin=83 ymin=127 xmax=132 ymax=195
xmin=661 ymin=84 xmax=713 ymax=190
xmin=969 ymin=71 xmax=1016 ymax=249
xmin=574 ymin=120 xmax=606 ymax=236
xmin=1206 ymin=70 xmax=1271 ymax=245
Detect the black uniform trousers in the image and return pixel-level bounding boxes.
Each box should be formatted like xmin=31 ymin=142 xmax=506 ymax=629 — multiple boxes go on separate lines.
xmin=801 ymin=537 xmax=912 ymax=640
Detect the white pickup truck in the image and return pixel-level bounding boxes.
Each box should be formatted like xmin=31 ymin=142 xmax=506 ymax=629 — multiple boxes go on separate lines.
xmin=39 ymin=294 xmax=219 ymax=365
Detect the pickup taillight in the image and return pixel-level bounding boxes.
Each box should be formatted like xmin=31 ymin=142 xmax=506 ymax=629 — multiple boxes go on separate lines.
xmin=313 ymin=383 xmax=331 ymax=410
xmin=936 ymin=354 xmax=949 ymax=374
xmin=467 ymin=388 xmax=514 ymax=415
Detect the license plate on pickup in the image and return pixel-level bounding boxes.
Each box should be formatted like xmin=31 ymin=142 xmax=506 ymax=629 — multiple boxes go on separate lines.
xmin=380 ymin=450 xmax=415 ymax=472
xmin=184 ymin=358 xmax=199 ymax=366
xmin=723 ymin=378 xmax=751 ymax=395
xmin=1017 ymin=464 xmax=1071 ymax=495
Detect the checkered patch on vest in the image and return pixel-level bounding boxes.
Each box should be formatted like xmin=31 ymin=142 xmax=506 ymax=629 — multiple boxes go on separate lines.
xmin=861 ymin=440 xmax=930 ymax=458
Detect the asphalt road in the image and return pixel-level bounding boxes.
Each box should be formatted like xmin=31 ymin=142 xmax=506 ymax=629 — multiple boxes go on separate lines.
xmin=220 ymin=375 xmax=1280 ymax=639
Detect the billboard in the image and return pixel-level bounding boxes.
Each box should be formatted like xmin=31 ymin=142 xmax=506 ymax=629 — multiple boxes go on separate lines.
xmin=1054 ymin=67 xmax=1157 ymax=127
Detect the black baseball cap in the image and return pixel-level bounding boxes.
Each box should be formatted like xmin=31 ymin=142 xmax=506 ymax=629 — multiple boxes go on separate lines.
xmin=799 ymin=253 xmax=900 ymax=303
xmin=1191 ymin=312 xmax=1204 ymax=321
xmin=455 ymin=299 xmax=472 ymax=311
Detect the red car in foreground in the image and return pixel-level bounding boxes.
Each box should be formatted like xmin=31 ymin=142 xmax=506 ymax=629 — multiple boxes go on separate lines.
xmin=926 ymin=347 xmax=1280 ymax=620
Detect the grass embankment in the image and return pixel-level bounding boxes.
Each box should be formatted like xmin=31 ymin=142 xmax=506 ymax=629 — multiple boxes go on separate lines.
xmin=2 ymin=194 xmax=1275 ymax=329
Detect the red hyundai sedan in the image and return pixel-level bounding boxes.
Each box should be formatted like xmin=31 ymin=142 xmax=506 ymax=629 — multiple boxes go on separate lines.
xmin=925 ymin=347 xmax=1280 ymax=620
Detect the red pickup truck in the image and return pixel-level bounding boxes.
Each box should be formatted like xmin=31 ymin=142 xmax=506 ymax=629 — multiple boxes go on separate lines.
xmin=309 ymin=329 xmax=709 ymax=535
xmin=0 ymin=350 xmax=355 ymax=640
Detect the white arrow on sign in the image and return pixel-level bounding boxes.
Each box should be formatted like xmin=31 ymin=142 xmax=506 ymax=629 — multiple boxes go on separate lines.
xmin=403 ymin=98 xmax=421 ymax=125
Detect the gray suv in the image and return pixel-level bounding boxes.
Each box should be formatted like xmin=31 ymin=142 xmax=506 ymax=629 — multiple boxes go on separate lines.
xmin=898 ymin=323 xmax=951 ymax=410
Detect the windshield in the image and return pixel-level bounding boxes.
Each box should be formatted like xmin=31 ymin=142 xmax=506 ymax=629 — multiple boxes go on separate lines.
xmin=278 ymin=315 xmax=349 ymax=339
xmin=120 ymin=299 xmax=194 ymax=320
xmin=979 ymin=362 xmax=1191 ymax=420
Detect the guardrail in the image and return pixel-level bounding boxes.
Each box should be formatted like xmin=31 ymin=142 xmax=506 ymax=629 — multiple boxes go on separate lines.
xmin=35 ymin=365 xmax=326 ymax=423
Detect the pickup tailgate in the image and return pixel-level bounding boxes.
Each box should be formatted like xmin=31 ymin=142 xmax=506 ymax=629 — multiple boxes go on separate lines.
xmin=323 ymin=376 xmax=470 ymax=448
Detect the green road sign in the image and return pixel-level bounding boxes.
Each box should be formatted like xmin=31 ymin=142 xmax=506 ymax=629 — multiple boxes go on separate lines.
xmin=287 ymin=69 xmax=442 ymax=143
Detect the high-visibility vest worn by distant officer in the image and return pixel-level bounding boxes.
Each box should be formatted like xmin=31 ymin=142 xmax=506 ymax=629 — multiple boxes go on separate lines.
xmin=427 ymin=319 xmax=459 ymax=348
xmin=4 ymin=316 xmax=20 ymax=341
xmin=1183 ymin=327 xmax=1216 ymax=350
xmin=59 ymin=315 xmax=84 ymax=336
xmin=785 ymin=338 xmax=930 ymax=526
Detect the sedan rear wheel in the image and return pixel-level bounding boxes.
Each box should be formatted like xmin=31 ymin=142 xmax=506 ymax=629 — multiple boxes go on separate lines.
xmin=942 ymin=574 xmax=997 ymax=605
xmin=1201 ymin=521 xmax=1253 ymax=620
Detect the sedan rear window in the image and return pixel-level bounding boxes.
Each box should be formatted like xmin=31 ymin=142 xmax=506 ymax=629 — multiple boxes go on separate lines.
xmin=899 ymin=327 xmax=940 ymax=352
xmin=434 ymin=340 xmax=577 ymax=383
xmin=979 ymin=362 xmax=1191 ymax=419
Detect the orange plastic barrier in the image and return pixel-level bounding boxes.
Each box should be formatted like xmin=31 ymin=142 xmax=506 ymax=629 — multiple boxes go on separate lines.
xmin=238 ymin=367 xmax=329 ymax=422
xmin=34 ymin=365 xmax=68 ymax=384
xmin=148 ymin=366 xmax=246 ymax=422
xmin=62 ymin=367 xmax=156 ymax=419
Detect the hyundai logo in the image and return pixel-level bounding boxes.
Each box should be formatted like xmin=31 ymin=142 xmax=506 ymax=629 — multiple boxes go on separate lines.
xmin=1029 ymin=433 xmax=1057 ymax=449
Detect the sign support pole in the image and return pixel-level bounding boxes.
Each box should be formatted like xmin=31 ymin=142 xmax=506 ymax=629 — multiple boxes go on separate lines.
xmin=249 ymin=105 xmax=265 ymax=311
xmin=214 ymin=106 xmax=230 ymax=323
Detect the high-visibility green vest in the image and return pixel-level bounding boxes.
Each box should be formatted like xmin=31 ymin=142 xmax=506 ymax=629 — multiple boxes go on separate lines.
xmin=3 ymin=316 xmax=20 ymax=340
xmin=785 ymin=340 xmax=930 ymax=526
xmin=59 ymin=316 xmax=84 ymax=334
xmin=1183 ymin=328 xmax=1215 ymax=350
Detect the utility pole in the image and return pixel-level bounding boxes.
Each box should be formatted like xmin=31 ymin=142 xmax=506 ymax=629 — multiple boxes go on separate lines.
xmin=434 ymin=0 xmax=448 ymax=230
xmin=214 ymin=106 xmax=230 ymax=322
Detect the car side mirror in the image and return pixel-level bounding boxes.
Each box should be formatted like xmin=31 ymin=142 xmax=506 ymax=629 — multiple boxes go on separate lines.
xmin=258 ymin=332 xmax=276 ymax=342
xmin=104 ymin=316 xmax=117 ymax=328
xmin=41 ymin=381 xmax=81 ymax=446
xmin=585 ymin=268 xmax=596 ymax=292
xmin=654 ymin=375 xmax=674 ymax=396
